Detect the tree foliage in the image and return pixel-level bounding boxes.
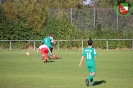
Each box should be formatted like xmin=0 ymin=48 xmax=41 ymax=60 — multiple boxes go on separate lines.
xmin=0 ymin=0 xmax=133 ymax=49
xmin=2 ymin=0 xmax=81 ymax=33
xmin=43 ymin=16 xmax=77 ymax=40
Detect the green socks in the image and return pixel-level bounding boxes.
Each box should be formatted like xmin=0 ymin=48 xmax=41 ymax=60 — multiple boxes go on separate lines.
xmin=88 ymin=75 xmax=94 ymax=85
xmin=88 ymin=75 xmax=94 ymax=80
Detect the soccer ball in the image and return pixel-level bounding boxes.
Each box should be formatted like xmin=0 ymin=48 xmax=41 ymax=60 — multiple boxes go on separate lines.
xmin=26 ymin=52 xmax=29 ymax=56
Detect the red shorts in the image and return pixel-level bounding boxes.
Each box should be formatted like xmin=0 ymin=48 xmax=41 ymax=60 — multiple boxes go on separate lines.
xmin=40 ymin=48 xmax=49 ymax=60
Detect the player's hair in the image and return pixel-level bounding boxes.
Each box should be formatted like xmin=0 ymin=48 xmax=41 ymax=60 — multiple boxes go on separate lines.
xmin=88 ymin=37 xmax=93 ymax=46
xmin=48 ymin=33 xmax=52 ymax=36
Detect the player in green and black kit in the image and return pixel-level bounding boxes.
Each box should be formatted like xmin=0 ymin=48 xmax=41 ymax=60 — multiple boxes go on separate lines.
xmin=79 ymin=38 xmax=97 ymax=86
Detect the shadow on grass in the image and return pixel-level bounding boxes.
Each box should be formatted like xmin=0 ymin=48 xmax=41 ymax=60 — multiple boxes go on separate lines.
xmin=47 ymin=60 xmax=55 ymax=63
xmin=49 ymin=57 xmax=62 ymax=60
xmin=94 ymin=80 xmax=106 ymax=85
xmin=46 ymin=57 xmax=61 ymax=63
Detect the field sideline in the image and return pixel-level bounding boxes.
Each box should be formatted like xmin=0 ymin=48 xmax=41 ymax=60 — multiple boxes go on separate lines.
xmin=0 ymin=50 xmax=133 ymax=88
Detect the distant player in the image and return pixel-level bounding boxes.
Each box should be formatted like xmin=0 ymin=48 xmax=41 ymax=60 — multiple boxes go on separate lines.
xmin=42 ymin=34 xmax=52 ymax=49
xmin=37 ymin=43 xmax=53 ymax=63
xmin=42 ymin=34 xmax=58 ymax=59
xmin=79 ymin=38 xmax=97 ymax=86
xmin=49 ymin=34 xmax=59 ymax=59
xmin=42 ymin=34 xmax=52 ymax=57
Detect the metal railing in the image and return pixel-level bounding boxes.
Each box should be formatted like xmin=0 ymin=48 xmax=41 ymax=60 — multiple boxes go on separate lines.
xmin=0 ymin=39 xmax=133 ymax=51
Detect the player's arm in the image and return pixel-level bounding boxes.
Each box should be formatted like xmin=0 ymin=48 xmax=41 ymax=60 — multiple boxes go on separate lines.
xmin=79 ymin=56 xmax=84 ymax=67
xmin=36 ymin=46 xmax=41 ymax=52
xmin=53 ymin=39 xmax=56 ymax=44
xmin=94 ymin=49 xmax=97 ymax=58
xmin=36 ymin=48 xmax=40 ymax=52
xmin=79 ymin=49 xmax=85 ymax=67
xmin=51 ymin=39 xmax=56 ymax=44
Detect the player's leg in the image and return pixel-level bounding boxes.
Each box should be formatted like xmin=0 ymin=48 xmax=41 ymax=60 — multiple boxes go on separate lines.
xmin=52 ymin=54 xmax=59 ymax=59
xmin=50 ymin=44 xmax=53 ymax=53
xmin=85 ymin=66 xmax=90 ymax=86
xmin=50 ymin=48 xmax=53 ymax=53
xmin=48 ymin=47 xmax=52 ymax=59
xmin=89 ymin=72 xmax=95 ymax=86
xmin=90 ymin=72 xmax=93 ymax=83
xmin=44 ymin=53 xmax=48 ymax=63
xmin=43 ymin=48 xmax=49 ymax=63
xmin=88 ymin=66 xmax=96 ymax=86
xmin=40 ymin=48 xmax=46 ymax=63
xmin=90 ymin=74 xmax=93 ymax=84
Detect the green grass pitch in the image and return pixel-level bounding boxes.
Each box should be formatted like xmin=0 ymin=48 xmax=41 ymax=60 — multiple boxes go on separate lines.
xmin=0 ymin=50 xmax=133 ymax=88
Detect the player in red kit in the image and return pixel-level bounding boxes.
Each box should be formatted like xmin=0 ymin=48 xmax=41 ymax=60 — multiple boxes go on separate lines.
xmin=37 ymin=43 xmax=53 ymax=63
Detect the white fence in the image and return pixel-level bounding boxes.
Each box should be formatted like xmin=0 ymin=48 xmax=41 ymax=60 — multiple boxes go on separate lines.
xmin=0 ymin=39 xmax=133 ymax=51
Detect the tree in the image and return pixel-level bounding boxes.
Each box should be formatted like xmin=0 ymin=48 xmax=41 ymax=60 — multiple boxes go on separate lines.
xmin=2 ymin=0 xmax=81 ymax=33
